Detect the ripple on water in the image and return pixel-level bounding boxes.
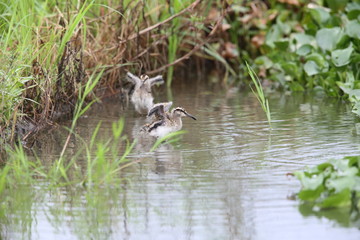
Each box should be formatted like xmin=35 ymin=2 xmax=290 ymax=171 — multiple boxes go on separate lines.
xmin=19 ymin=88 xmax=360 ymax=240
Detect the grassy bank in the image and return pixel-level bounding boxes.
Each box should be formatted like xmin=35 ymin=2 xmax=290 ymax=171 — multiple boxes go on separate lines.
xmin=0 ymin=0 xmax=219 ymax=143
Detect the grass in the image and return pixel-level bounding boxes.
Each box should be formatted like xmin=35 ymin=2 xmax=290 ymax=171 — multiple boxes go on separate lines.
xmin=58 ymin=67 xmax=104 ymax=160
xmin=0 ymin=63 xmax=128 ymax=191
xmin=166 ymin=0 xmax=183 ymax=87
xmin=150 ymin=130 xmax=186 ymax=152
xmin=0 ymin=0 xmax=207 ymax=195
xmin=0 ymin=120 xmax=135 ymax=192
xmin=0 ymin=115 xmax=184 ymax=192
xmin=246 ymin=61 xmax=271 ymax=127
xmin=0 ymin=0 xmax=213 ymax=142
xmin=0 ymin=68 xmax=184 ymax=191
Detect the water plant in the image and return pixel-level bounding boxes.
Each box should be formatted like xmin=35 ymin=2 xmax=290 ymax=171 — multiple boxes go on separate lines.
xmin=246 ymin=61 xmax=271 ymax=127
xmin=251 ymin=1 xmax=360 ymax=116
xmin=59 ymin=68 xmax=104 ymax=159
xmin=0 ymin=118 xmax=136 ymax=192
xmin=294 ymin=156 xmax=360 ymax=210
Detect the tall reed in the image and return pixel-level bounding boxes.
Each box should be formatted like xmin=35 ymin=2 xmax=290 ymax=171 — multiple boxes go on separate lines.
xmin=166 ymin=0 xmax=184 ymax=87
xmin=246 ymin=62 xmax=271 ymax=127
xmin=58 ymin=68 xmax=104 ymax=164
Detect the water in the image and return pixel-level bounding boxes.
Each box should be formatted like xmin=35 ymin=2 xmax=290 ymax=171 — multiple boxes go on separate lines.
xmin=3 ymin=81 xmax=360 ymax=239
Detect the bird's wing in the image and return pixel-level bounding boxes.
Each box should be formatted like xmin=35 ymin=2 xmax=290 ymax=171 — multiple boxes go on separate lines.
xmin=126 ymin=72 xmax=141 ymax=86
xmin=147 ymin=104 xmax=165 ymax=118
xmin=148 ymin=75 xmax=164 ymax=87
xmin=148 ymin=119 xmax=164 ymax=133
xmin=162 ymin=101 xmax=173 ymax=112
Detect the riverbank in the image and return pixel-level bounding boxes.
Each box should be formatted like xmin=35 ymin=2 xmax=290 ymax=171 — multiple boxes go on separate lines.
xmin=1 ymin=0 xmax=359 ymax=145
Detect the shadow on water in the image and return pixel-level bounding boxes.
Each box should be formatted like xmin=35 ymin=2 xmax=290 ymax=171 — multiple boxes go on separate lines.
xmin=2 ymin=80 xmax=360 ymax=239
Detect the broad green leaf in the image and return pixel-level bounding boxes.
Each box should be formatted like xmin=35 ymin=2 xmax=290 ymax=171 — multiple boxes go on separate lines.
xmin=353 ymin=177 xmax=360 ymax=191
xmin=276 ymin=17 xmax=291 ymax=35
xmin=274 ymin=40 xmax=289 ymax=51
xmin=304 ymin=61 xmax=321 ymax=76
xmin=305 ymin=53 xmax=328 ymax=68
xmin=345 ymin=20 xmax=360 ymax=39
xmin=320 ymin=189 xmax=351 ymax=208
xmin=347 ymin=9 xmax=360 ymax=20
xmin=329 ymin=158 xmax=350 ymax=171
xmin=309 ymin=7 xmax=330 ymax=25
xmin=295 ymin=171 xmax=324 ymax=190
xmin=331 ymin=45 xmax=354 ymax=67
xmin=352 ymin=90 xmax=360 ymax=99
xmin=265 ymin=25 xmax=282 ymax=48
xmin=298 ymin=186 xmax=325 ymax=201
xmin=291 ymin=33 xmax=315 ymax=49
xmin=353 ymin=102 xmax=360 ymax=116
xmin=337 ymin=82 xmax=352 ymax=95
xmin=325 ymin=0 xmax=348 ymax=12
xmin=304 ymin=165 xmax=321 ymax=175
xmin=296 ymin=44 xmax=312 ymax=56
xmin=346 ymin=71 xmax=355 ymax=84
xmin=327 ymin=176 xmax=355 ymax=192
xmin=254 ymin=56 xmax=273 ymax=69
xmin=339 ymin=167 xmax=359 ymax=177
xmin=316 ymin=27 xmax=342 ymax=51
xmin=347 ymin=89 xmax=360 ymax=101
xmin=289 ymin=82 xmax=305 ymax=92
xmin=317 ymin=162 xmax=334 ymax=172
xmin=281 ymin=62 xmax=298 ymax=77
xmin=345 ymin=2 xmax=360 ymax=11
xmin=345 ymin=156 xmax=360 ymax=167
xmin=295 ymin=155 xmax=360 ymax=209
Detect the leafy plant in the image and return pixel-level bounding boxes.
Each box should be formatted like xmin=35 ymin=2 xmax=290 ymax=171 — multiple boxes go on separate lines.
xmin=294 ymin=156 xmax=360 ymax=209
xmin=254 ymin=1 xmax=360 ymax=116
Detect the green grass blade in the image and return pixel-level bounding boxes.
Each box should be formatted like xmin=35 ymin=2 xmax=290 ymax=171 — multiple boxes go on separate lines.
xmin=150 ymin=130 xmax=186 ymax=152
xmin=245 ymin=61 xmax=271 ymax=127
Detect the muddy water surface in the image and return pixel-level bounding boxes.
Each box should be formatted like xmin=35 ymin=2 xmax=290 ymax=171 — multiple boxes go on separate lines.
xmin=4 ymin=81 xmax=360 ymax=240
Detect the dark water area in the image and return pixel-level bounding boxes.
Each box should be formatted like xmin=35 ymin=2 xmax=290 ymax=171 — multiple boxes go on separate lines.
xmin=3 ymin=80 xmax=360 ymax=239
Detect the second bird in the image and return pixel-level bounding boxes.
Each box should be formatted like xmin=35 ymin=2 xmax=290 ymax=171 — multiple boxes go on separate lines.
xmin=126 ymin=72 xmax=164 ymax=114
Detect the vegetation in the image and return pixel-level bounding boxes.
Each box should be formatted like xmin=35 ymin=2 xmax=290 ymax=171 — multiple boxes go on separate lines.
xmin=1 ymin=0 xmax=360 ymax=212
xmin=1 ymin=0 xmax=360 ymax=142
xmin=2 ymin=1 xmax=360 ymax=235
xmin=0 ymin=65 xmax=181 ymax=192
xmin=294 ymin=156 xmax=360 ymax=210
xmin=246 ymin=62 xmax=271 ymax=127
xmin=244 ymin=1 xmax=360 ymax=116
xmin=0 ymin=117 xmax=133 ymax=192
xmin=0 ymin=0 xmax=210 ymax=143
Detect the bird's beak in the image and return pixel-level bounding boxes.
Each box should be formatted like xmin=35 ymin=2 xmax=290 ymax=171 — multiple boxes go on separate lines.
xmin=186 ymin=112 xmax=197 ymax=120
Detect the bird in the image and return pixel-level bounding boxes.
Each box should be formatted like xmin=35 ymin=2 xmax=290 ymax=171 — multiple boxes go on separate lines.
xmin=125 ymin=72 xmax=164 ymax=114
xmin=141 ymin=103 xmax=197 ymax=138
